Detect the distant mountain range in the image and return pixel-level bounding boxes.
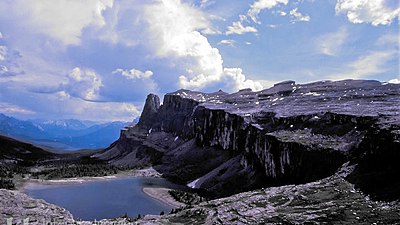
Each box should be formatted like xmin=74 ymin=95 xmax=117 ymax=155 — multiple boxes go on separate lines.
xmin=0 ymin=113 xmax=133 ymax=150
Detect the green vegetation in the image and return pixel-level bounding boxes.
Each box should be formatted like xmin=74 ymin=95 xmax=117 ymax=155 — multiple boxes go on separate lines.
xmin=0 ymin=164 xmax=29 ymax=189
xmin=0 ymin=155 xmax=121 ymax=189
xmin=31 ymin=163 xmax=119 ymax=180
xmin=169 ymin=189 xmax=208 ymax=205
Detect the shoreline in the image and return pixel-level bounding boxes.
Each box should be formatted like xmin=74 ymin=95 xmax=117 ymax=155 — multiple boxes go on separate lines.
xmin=19 ymin=167 xmax=162 ymax=191
xmin=19 ymin=166 xmax=186 ymax=210
xmin=142 ymin=187 xmax=185 ymax=208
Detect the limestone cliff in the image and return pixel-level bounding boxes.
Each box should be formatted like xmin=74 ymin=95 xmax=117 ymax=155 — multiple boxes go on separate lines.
xmin=95 ymin=80 xmax=400 ymax=200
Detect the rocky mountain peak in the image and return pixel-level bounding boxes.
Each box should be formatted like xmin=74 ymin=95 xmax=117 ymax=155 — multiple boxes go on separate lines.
xmin=138 ymin=93 xmax=161 ymax=129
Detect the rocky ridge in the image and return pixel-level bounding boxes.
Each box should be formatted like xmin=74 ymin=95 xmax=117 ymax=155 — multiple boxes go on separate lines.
xmin=136 ymin=174 xmax=400 ymax=224
xmin=96 ymin=79 xmax=400 ymax=200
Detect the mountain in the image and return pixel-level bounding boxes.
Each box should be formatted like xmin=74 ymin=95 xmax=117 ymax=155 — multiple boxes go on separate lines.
xmin=0 ymin=135 xmax=56 ymax=166
xmin=30 ymin=119 xmax=88 ymax=137
xmin=96 ymin=79 xmax=400 ymax=201
xmin=0 ymin=114 xmax=130 ymax=150
xmin=51 ymin=122 xmax=131 ymax=149
xmin=0 ymin=114 xmax=47 ymax=140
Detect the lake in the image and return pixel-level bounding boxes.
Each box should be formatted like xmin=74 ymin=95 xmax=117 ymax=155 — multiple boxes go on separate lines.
xmin=23 ymin=177 xmax=183 ymax=221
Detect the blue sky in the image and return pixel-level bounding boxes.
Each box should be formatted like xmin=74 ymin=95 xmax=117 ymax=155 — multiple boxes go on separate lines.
xmin=0 ymin=0 xmax=398 ymax=121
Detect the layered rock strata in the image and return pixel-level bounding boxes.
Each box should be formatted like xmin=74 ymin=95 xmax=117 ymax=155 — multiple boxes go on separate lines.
xmin=96 ymin=80 xmax=400 ymax=200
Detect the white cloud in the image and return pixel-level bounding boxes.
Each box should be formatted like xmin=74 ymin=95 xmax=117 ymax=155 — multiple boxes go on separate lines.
xmin=328 ymin=50 xmax=396 ymax=80
xmin=388 ymin=78 xmax=400 ymax=84
xmin=221 ymin=68 xmax=263 ymax=91
xmin=0 ymin=46 xmax=6 ymax=61
xmin=0 ymin=32 xmax=3 ymax=39
xmin=289 ymin=8 xmax=311 ymax=22
xmin=0 ymin=0 xmax=114 ymax=45
xmin=376 ymin=34 xmax=400 ymax=46
xmin=218 ymin=39 xmax=236 ymax=47
xmin=248 ymin=0 xmax=289 ymax=23
xmin=0 ymin=82 xmax=142 ymax=121
xmin=0 ymin=65 xmax=21 ymax=77
xmin=62 ymin=67 xmax=103 ymax=101
xmin=0 ymin=45 xmax=24 ymax=76
xmin=226 ymin=21 xmax=258 ymax=35
xmin=0 ymin=65 xmax=8 ymax=74
xmin=0 ymin=0 xmax=267 ymax=121
xmin=179 ymin=67 xmax=263 ymax=92
xmin=200 ymin=0 xmax=215 ymax=8
xmin=112 ymin=68 xmax=153 ymax=79
xmin=226 ymin=14 xmax=257 ymax=35
xmin=143 ymin=0 xmax=261 ymax=92
xmin=316 ymin=27 xmax=348 ymax=56
xmin=267 ymin=24 xmax=278 ymax=28
xmin=336 ymin=0 xmax=400 ymax=26
xmin=277 ymin=10 xmax=287 ymax=16
xmin=0 ymin=102 xmax=36 ymax=115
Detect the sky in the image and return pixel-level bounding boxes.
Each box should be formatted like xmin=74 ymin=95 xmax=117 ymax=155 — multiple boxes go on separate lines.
xmin=0 ymin=0 xmax=399 ymax=122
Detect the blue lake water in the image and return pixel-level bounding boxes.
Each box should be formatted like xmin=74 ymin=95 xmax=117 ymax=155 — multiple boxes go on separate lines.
xmin=24 ymin=177 xmax=182 ymax=220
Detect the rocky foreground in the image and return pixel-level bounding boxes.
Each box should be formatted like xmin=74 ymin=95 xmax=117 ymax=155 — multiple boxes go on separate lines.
xmin=0 ymin=189 xmax=74 ymax=224
xmin=137 ymin=175 xmax=400 ymax=224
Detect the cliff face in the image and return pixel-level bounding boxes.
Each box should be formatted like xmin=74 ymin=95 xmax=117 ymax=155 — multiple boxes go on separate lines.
xmin=95 ymin=80 xmax=400 ymax=199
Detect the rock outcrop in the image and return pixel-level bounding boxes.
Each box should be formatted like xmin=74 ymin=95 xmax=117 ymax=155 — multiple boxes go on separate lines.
xmin=0 ymin=189 xmax=74 ymax=224
xmin=96 ymin=80 xmax=400 ymax=200
xmin=136 ymin=175 xmax=400 ymax=224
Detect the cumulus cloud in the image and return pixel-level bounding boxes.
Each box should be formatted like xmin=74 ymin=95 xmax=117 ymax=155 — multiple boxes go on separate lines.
xmin=328 ymin=50 xmax=396 ymax=80
xmin=112 ymin=68 xmax=153 ymax=79
xmin=143 ymin=0 xmax=262 ymax=92
xmin=316 ymin=27 xmax=348 ymax=56
xmin=289 ymin=8 xmax=311 ymax=22
xmin=0 ymin=0 xmax=114 ymax=45
xmin=226 ymin=20 xmax=258 ymax=35
xmin=221 ymin=68 xmax=263 ymax=91
xmin=388 ymin=78 xmax=400 ymax=84
xmin=179 ymin=68 xmax=263 ymax=92
xmin=62 ymin=67 xmax=103 ymax=101
xmin=0 ymin=0 xmax=265 ymax=121
xmin=248 ymin=0 xmax=289 ymax=23
xmin=335 ymin=0 xmax=400 ymax=26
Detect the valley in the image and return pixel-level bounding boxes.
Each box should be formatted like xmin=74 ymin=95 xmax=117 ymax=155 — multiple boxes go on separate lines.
xmin=0 ymin=79 xmax=399 ymax=224
xmin=0 ymin=114 xmax=131 ymax=150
